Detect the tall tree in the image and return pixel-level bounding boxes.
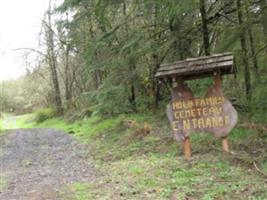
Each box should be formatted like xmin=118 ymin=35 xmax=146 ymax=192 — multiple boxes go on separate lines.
xmin=45 ymin=0 xmax=63 ymax=113
xmin=245 ymin=0 xmax=259 ymax=79
xmin=200 ymin=0 xmax=210 ymax=56
xmin=260 ymin=0 xmax=267 ymax=54
xmin=237 ymin=0 xmax=252 ymax=102
xmin=57 ymin=16 xmax=74 ymax=102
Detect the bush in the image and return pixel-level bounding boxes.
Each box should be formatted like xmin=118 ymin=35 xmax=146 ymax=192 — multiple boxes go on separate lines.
xmin=34 ymin=108 xmax=57 ymax=123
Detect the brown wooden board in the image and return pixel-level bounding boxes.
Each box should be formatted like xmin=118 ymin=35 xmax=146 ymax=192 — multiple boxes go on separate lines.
xmin=171 ymin=96 xmax=229 ymax=132
xmin=166 ymin=82 xmax=238 ymax=141
xmin=155 ymin=53 xmax=235 ymax=80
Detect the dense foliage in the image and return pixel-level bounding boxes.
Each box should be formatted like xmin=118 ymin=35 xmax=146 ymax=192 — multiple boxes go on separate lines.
xmin=1 ymin=0 xmax=267 ymax=122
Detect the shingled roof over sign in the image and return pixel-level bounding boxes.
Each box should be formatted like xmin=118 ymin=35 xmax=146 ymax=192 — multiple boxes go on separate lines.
xmin=155 ymin=53 xmax=235 ymax=80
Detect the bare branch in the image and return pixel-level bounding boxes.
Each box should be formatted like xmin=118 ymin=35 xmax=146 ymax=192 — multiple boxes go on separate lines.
xmin=13 ymin=48 xmax=47 ymax=58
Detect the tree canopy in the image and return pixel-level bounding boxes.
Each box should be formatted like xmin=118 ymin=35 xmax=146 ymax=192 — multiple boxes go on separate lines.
xmin=1 ymin=0 xmax=267 ymax=122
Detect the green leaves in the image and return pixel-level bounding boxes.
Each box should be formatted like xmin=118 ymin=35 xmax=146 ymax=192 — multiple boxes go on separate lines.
xmin=52 ymin=0 xmax=267 ymax=117
xmin=56 ymin=0 xmax=84 ymax=12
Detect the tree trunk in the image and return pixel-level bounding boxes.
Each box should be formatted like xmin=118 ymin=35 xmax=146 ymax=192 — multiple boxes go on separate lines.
xmin=150 ymin=4 xmax=161 ymax=110
xmin=123 ymin=2 xmax=136 ymax=109
xmin=169 ymin=17 xmax=185 ymax=60
xmin=200 ymin=0 xmax=210 ymax=56
xmin=237 ymin=0 xmax=252 ymax=102
xmin=47 ymin=0 xmax=63 ymax=114
xmin=245 ymin=1 xmax=259 ymax=79
xmin=130 ymin=84 xmax=136 ymax=107
xmin=260 ymin=0 xmax=267 ymax=54
xmin=129 ymin=59 xmax=136 ymax=110
xmin=93 ymin=70 xmax=101 ymax=90
xmin=148 ymin=51 xmax=161 ymax=111
xmin=248 ymin=29 xmax=259 ymax=79
xmin=65 ymin=44 xmax=72 ymax=101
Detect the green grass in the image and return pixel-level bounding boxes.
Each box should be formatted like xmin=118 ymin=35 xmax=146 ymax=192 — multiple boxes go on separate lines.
xmin=2 ymin=112 xmax=267 ymax=199
xmin=34 ymin=108 xmax=57 ymax=123
xmin=0 ymin=174 xmax=8 ymax=193
xmin=59 ymin=182 xmax=95 ymax=200
xmin=0 ymin=113 xmax=35 ymax=130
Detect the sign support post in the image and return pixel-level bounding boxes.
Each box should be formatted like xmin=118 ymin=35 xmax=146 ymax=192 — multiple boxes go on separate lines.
xmin=175 ymin=77 xmax=193 ymax=159
xmin=222 ymin=137 xmax=229 ymax=152
xmin=183 ymin=137 xmax=191 ymax=159
xmin=213 ymin=71 xmax=230 ymax=153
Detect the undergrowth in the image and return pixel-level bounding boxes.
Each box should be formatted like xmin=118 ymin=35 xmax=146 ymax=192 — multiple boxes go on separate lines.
xmin=14 ymin=111 xmax=267 ymax=200
xmin=34 ymin=108 xmax=57 ymax=123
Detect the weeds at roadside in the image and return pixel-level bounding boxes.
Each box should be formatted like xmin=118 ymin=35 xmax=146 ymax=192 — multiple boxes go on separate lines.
xmin=8 ymin=112 xmax=267 ymax=199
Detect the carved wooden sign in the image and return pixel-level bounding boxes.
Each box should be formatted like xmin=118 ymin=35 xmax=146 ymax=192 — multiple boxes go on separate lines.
xmin=157 ymin=53 xmax=238 ymax=158
xmin=166 ymin=80 xmax=237 ymax=141
xmin=172 ymin=96 xmax=230 ymax=132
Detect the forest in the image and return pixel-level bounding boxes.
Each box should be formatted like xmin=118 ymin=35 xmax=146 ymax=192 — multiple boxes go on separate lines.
xmin=0 ymin=0 xmax=266 ymax=119
xmin=0 ymin=0 xmax=267 ymax=199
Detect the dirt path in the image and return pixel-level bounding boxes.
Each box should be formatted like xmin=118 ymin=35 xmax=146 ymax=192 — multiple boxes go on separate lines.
xmin=0 ymin=128 xmax=96 ymax=200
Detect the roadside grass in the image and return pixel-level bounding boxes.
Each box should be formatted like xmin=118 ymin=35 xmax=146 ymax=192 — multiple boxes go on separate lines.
xmin=0 ymin=174 xmax=8 ymax=193
xmin=0 ymin=113 xmax=35 ymax=130
xmin=59 ymin=182 xmax=95 ymax=200
xmin=7 ymin=112 xmax=267 ymax=199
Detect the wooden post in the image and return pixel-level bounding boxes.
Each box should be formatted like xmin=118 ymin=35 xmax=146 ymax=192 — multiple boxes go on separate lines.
xmin=214 ymin=71 xmax=222 ymax=87
xmin=214 ymin=72 xmax=230 ymax=153
xmin=183 ymin=137 xmax=192 ymax=159
xmin=176 ymin=77 xmax=192 ymax=159
xmin=222 ymin=137 xmax=229 ymax=152
xmin=176 ymin=77 xmax=184 ymax=85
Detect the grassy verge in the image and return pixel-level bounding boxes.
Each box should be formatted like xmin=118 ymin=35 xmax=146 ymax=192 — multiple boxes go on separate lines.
xmin=0 ymin=113 xmax=35 ymax=130
xmin=0 ymin=174 xmax=8 ymax=193
xmin=9 ymin=112 xmax=267 ymax=199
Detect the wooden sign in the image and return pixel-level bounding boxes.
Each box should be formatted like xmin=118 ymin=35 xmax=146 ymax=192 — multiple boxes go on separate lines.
xmin=157 ymin=53 xmax=238 ymax=159
xmin=167 ymin=81 xmax=237 ymax=136
xmin=166 ymin=80 xmax=237 ymax=158
xmin=172 ymin=96 xmax=229 ymax=132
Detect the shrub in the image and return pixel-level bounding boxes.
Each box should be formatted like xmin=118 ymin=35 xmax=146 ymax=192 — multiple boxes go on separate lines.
xmin=34 ymin=108 xmax=57 ymax=123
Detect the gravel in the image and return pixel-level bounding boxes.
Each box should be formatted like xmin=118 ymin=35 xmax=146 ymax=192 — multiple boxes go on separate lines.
xmin=0 ymin=128 xmax=96 ymax=200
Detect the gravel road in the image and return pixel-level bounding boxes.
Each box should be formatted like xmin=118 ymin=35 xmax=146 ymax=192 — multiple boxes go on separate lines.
xmin=0 ymin=128 xmax=96 ymax=200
